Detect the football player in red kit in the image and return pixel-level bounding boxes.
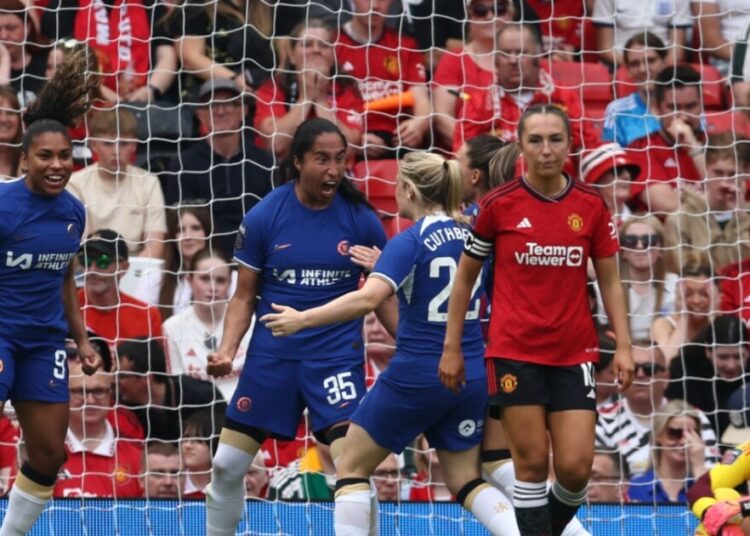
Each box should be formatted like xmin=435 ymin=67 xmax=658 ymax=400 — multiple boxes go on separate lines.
xmin=442 ymin=104 xmax=634 ymax=536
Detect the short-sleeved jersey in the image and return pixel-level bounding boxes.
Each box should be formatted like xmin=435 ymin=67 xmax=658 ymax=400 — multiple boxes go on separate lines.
xmin=371 ymin=214 xmax=485 ymax=387
xmin=525 ymin=0 xmax=585 ymax=52
xmin=235 ymin=182 xmax=387 ymax=360
xmin=432 ymin=49 xmax=494 ymax=122
xmin=335 ymin=25 xmax=427 ymax=134
xmin=0 ymin=179 xmax=85 ymax=340
xmin=465 ymin=177 xmax=619 ymax=366
xmin=601 ymin=92 xmax=661 ymax=147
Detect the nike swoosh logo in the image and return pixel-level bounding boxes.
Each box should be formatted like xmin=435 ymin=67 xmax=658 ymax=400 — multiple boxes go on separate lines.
xmin=273 ymin=244 xmax=292 ymax=251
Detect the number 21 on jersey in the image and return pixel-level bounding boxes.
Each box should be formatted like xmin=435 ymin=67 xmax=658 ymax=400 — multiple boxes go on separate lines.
xmin=427 ymin=257 xmax=482 ymax=322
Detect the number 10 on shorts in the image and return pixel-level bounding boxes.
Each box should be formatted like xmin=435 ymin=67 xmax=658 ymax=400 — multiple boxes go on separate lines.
xmin=324 ymin=372 xmax=357 ymax=405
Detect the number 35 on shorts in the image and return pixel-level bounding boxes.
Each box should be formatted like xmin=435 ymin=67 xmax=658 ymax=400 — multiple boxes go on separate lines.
xmin=324 ymin=372 xmax=357 ymax=405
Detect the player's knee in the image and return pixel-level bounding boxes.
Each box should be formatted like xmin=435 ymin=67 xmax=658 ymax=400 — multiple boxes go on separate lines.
xmin=553 ymin=460 xmax=592 ymax=492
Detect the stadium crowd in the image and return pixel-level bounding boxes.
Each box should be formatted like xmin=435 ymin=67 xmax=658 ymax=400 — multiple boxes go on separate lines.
xmin=0 ymin=0 xmax=749 ymax=517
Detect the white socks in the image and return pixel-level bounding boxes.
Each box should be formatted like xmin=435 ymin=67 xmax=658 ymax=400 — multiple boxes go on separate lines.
xmin=468 ymin=485 xmax=520 ymax=536
xmin=0 ymin=485 xmax=49 ymax=536
xmin=206 ymin=442 xmax=254 ymax=536
xmin=483 ymin=461 xmax=515 ymax=499
xmin=334 ymin=489 xmax=371 ymax=536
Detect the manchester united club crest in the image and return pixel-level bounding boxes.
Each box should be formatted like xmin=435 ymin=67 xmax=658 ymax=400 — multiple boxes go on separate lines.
xmin=568 ymin=213 xmax=584 ymax=232
xmin=500 ymin=373 xmax=518 ymax=394
xmin=383 ymin=56 xmax=399 ymax=77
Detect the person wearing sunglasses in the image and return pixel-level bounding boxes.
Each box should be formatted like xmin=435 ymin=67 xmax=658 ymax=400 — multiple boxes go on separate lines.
xmin=615 ymin=215 xmax=678 ymax=342
xmin=627 ymin=400 xmax=707 ymax=504
xmin=596 ymin=345 xmax=718 ymax=480
xmin=77 ymin=229 xmax=163 ymax=352
xmin=432 ymin=0 xmax=518 ymax=148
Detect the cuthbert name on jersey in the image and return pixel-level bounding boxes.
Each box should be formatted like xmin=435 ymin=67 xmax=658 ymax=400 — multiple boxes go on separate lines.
xmin=424 ymin=227 xmax=470 ymax=252
xmin=6 ymin=251 xmax=77 ymax=271
xmin=273 ymin=268 xmax=353 ymax=286
xmin=514 ymin=242 xmax=583 ymax=267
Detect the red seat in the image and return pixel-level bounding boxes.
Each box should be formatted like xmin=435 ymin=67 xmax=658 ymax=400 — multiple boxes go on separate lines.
xmin=544 ymin=61 xmax=614 ymax=111
xmin=704 ymin=110 xmax=750 ymax=137
xmin=351 ymin=159 xmax=400 ymax=216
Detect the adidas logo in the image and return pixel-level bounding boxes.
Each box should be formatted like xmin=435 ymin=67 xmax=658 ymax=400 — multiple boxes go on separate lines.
xmin=516 ymin=217 xmax=532 ymax=229
xmin=587 ymin=389 xmax=596 ymax=399
xmin=342 ymin=61 xmax=354 ymax=72
xmin=664 ymin=157 xmax=677 ymax=168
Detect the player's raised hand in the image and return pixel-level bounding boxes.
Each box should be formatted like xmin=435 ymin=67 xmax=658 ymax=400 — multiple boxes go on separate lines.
xmin=349 ymin=245 xmax=381 ymax=272
xmin=438 ymin=349 xmax=465 ymax=395
xmin=260 ymin=304 xmax=306 ymax=336
xmin=78 ymin=341 xmax=103 ymax=375
xmin=207 ymin=351 xmax=233 ymax=377
xmin=613 ymin=344 xmax=634 ymax=392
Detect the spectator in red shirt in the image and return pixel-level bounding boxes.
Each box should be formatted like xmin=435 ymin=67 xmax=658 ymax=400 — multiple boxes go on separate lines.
xmin=77 ymin=229 xmax=163 ymax=352
xmin=0 ymin=415 xmax=19 ymax=497
xmin=363 ymin=312 xmax=394 ymax=388
xmin=452 ymin=24 xmax=600 ymax=164
xmin=141 ymin=442 xmax=182 ymax=499
xmin=627 ymin=65 xmax=705 ymax=214
xmin=525 ymin=0 xmax=586 ymax=58
xmin=254 ymin=19 xmax=363 ymax=158
xmin=335 ymin=0 xmax=429 ymax=157
xmin=719 ymin=258 xmax=750 ymax=323
xmin=433 ymin=0 xmax=515 ymax=149
xmin=54 ymin=360 xmax=143 ymax=498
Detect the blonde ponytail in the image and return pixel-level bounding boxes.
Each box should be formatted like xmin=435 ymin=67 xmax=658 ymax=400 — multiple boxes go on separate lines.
xmin=398 ymin=153 xmax=468 ymax=223
xmin=488 ymin=143 xmax=521 ymax=189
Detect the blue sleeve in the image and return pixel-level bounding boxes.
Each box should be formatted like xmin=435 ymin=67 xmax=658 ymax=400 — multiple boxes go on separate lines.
xmin=233 ymin=206 xmax=266 ymax=272
xmin=370 ymin=232 xmax=417 ymax=291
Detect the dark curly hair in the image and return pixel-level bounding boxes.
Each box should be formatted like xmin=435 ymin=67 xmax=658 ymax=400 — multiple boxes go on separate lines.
xmin=21 ymin=48 xmax=99 ymax=152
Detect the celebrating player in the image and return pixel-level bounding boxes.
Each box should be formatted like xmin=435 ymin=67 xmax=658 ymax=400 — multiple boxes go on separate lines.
xmin=203 ymin=118 xmax=391 ymax=536
xmin=262 ymin=150 xmax=519 ymax=535
xmin=0 ymin=51 xmax=102 ymax=536
xmin=442 ymin=104 xmax=634 ymax=536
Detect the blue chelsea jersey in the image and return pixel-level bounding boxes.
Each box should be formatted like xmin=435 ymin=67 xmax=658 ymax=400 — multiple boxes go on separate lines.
xmin=371 ymin=214 xmax=486 ymax=386
xmin=0 ymin=179 xmax=85 ymax=340
xmin=235 ymin=182 xmax=387 ymax=360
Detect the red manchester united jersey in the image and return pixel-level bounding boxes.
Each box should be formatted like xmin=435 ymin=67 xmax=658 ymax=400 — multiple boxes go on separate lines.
xmin=466 ymin=177 xmax=619 ymax=366
xmin=335 ymin=25 xmax=427 ymax=133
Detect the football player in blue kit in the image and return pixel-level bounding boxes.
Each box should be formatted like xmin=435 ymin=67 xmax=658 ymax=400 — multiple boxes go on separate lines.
xmin=263 ymin=151 xmax=519 ymax=535
xmin=203 ymin=118 xmax=394 ymax=536
xmin=0 ymin=51 xmax=103 ymax=536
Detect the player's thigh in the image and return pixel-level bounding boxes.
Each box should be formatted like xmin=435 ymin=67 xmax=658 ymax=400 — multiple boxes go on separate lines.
xmin=225 ymin=356 xmax=304 ymax=440
xmin=15 ymin=400 xmax=69 ymax=473
xmin=482 ymin=409 xmax=509 ymax=451
xmin=300 ymin=355 xmax=366 ymax=434
xmin=435 ymin=445 xmax=483 ymax=496
xmin=336 ymin=423 xmax=391 ymax=479
xmin=424 ymin=378 xmax=487 ymax=453
xmin=350 ymin=378 xmax=450 ymax=454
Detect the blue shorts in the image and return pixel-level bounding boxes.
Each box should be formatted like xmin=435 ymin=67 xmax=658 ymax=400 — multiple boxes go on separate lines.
xmin=226 ymin=354 xmax=366 ymax=439
xmin=0 ymin=336 xmax=69 ymax=403
xmin=352 ymin=377 xmax=487 ymax=454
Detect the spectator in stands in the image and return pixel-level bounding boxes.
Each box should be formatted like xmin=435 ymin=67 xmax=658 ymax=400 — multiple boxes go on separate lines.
xmin=592 ymin=0 xmax=691 ymax=67
xmin=721 ymin=383 xmax=750 ymax=445
xmin=602 ymin=33 xmax=666 ymax=147
xmin=68 ymin=108 xmax=167 ymax=259
xmin=41 ymin=0 xmax=177 ymax=101
xmin=627 ymin=400 xmax=707 ymax=504
xmin=254 ymin=19 xmax=363 ymax=158
xmin=134 ymin=205 xmax=213 ymax=319
xmin=596 ymin=344 xmax=719 ymax=478
xmin=336 ymin=0 xmax=429 ymax=157
xmin=595 ymin=333 xmax=619 ymax=407
xmin=141 ymin=442 xmax=182 ymax=499
xmin=116 ymin=339 xmax=226 ymax=443
xmin=525 ymin=0 xmax=587 ymax=57
xmin=664 ymin=133 xmax=750 ymax=272
xmin=0 ymin=0 xmax=48 ymax=106
xmin=0 ymin=412 xmax=18 ymax=497
xmin=628 ymin=65 xmax=705 ymax=214
xmin=693 ymin=0 xmax=750 ymax=71
xmin=267 ymin=439 xmax=336 ymax=500
xmin=432 ymin=1 xmax=515 ymax=148
xmin=363 ymin=312 xmax=395 ymax=387
xmin=580 ymin=142 xmax=641 ymax=224
xmin=78 ymin=230 xmax=164 ymax=350
xmin=182 ymin=409 xmax=224 ymax=498
xmin=616 ymin=216 xmax=678 ymax=342
xmin=409 ymin=436 xmax=451 ymax=501
xmin=0 ymin=85 xmax=20 ymax=179
xmin=170 ymin=0 xmax=274 ymax=97
xmin=373 ymin=453 xmax=402 ymax=501
xmin=719 ymin=258 xmax=750 ymax=323
xmin=653 ymin=261 xmax=718 ymax=363
xmin=164 ymin=79 xmax=274 ymax=257
xmin=665 ymin=315 xmax=748 ymax=436
xmin=588 ymin=452 xmax=628 ymax=503
xmin=452 ymin=24 xmax=599 ymax=159
xmin=54 ymin=360 xmax=143 ymax=498
xmin=731 ymin=21 xmax=750 ymax=108
xmin=244 ymin=453 xmax=269 ymax=499
xmin=163 ymin=248 xmax=247 ymax=401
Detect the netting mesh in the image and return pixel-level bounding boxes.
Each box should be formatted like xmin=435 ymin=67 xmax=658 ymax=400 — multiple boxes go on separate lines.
xmin=1 ymin=0 xmax=750 ymax=533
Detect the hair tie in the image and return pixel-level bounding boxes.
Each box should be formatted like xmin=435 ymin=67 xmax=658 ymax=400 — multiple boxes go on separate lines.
xmin=443 ymin=160 xmax=449 ymax=171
